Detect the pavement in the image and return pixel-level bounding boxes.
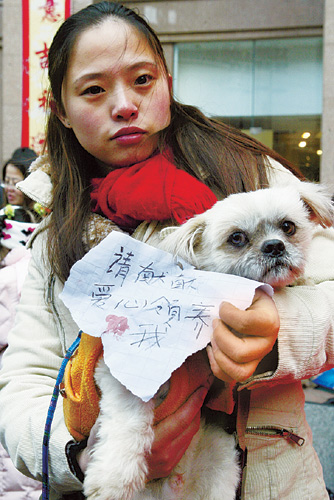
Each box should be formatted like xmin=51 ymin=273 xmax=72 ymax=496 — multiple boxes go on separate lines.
xmin=303 ymin=381 xmax=334 ymax=493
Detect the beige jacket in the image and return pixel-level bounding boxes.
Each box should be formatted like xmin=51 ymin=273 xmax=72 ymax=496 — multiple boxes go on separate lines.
xmin=0 ymin=157 xmax=333 ymax=499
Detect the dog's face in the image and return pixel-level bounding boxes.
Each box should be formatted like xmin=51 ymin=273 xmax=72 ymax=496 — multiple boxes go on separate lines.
xmin=160 ymin=183 xmax=334 ymax=288
xmin=196 ymin=189 xmax=314 ymax=287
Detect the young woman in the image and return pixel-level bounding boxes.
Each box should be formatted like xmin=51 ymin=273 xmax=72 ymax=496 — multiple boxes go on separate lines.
xmin=0 ymin=3 xmax=332 ymax=499
xmin=2 ymin=147 xmax=38 ymax=208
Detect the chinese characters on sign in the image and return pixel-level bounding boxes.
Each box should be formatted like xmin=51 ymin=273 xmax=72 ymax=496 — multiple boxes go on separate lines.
xmin=60 ymin=231 xmax=272 ymax=401
xmin=91 ymin=245 xmax=211 ymax=345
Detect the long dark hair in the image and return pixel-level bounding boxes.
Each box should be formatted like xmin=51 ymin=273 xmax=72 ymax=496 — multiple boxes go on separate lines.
xmin=45 ymin=1 xmax=303 ymax=282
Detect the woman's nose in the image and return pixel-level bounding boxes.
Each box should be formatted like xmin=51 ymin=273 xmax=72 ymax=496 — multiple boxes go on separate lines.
xmin=111 ymin=86 xmax=139 ymax=121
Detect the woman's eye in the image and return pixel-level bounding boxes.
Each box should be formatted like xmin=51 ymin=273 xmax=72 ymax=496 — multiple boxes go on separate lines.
xmin=135 ymin=74 xmax=153 ymax=85
xmin=83 ymin=85 xmax=104 ymax=95
xmin=281 ymin=220 xmax=296 ymax=236
xmin=227 ymin=231 xmax=249 ymax=248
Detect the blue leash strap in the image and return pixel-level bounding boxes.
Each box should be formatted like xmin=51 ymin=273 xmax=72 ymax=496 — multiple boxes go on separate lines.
xmin=42 ymin=330 xmax=82 ymax=500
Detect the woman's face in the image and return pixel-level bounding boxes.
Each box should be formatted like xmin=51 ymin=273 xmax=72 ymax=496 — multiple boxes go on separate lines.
xmin=59 ymin=19 xmax=172 ymax=170
xmin=4 ymin=164 xmax=25 ymax=206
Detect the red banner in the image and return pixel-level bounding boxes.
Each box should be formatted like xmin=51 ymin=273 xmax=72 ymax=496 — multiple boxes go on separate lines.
xmin=22 ymin=0 xmax=71 ymax=153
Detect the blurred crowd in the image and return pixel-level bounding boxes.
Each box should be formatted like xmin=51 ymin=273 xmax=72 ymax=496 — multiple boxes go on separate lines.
xmin=0 ymin=147 xmax=43 ymax=499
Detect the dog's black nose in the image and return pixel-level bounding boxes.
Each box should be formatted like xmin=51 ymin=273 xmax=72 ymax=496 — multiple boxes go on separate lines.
xmin=261 ymin=239 xmax=285 ymax=257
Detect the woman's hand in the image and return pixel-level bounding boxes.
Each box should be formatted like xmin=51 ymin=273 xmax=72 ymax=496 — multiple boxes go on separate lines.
xmin=144 ymin=289 xmax=278 ymax=481
xmin=146 ymin=384 xmax=210 ymax=481
xmin=78 ymin=290 xmax=278 ymax=482
xmin=207 ymin=288 xmax=279 ymax=383
xmin=78 ymin=381 xmax=212 ymax=482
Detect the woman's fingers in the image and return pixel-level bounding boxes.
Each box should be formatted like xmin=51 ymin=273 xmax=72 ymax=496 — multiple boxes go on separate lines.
xmin=207 ymin=341 xmax=260 ymax=383
xmin=146 ymin=386 xmax=209 ymax=480
xmin=207 ymin=289 xmax=279 ymax=382
xmin=218 ymin=289 xmax=280 ymax=338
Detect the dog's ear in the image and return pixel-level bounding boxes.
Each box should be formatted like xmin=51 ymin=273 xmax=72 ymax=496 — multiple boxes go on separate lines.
xmin=297 ymin=182 xmax=334 ymax=228
xmin=159 ymin=215 xmax=206 ymax=265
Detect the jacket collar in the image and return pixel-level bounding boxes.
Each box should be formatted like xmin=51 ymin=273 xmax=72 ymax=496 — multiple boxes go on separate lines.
xmin=16 ymin=155 xmax=52 ymax=209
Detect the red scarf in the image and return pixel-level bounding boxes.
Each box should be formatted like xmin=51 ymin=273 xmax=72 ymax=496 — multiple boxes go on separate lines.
xmin=90 ymin=152 xmax=217 ymax=231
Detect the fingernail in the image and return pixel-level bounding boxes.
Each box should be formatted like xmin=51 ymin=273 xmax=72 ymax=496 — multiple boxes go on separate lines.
xmin=210 ymin=337 xmax=217 ymax=350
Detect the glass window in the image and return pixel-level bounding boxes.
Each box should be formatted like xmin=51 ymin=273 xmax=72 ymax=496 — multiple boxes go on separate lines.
xmin=174 ymin=37 xmax=323 ymax=180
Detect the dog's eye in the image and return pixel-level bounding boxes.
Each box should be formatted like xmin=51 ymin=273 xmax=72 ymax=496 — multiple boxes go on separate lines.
xmin=228 ymin=231 xmax=249 ymax=247
xmin=281 ymin=220 xmax=296 ymax=236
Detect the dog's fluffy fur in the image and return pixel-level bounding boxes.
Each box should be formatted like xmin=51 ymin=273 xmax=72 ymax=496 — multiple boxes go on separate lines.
xmin=159 ymin=182 xmax=334 ymax=288
xmin=83 ymin=182 xmax=334 ymax=500
xmin=85 ymin=360 xmax=239 ymax=500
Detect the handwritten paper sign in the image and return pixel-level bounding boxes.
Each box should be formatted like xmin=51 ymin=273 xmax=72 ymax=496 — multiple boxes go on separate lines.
xmin=60 ymin=231 xmax=273 ymax=401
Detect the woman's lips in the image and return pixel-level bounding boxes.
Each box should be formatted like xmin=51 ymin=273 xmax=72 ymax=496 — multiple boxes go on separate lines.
xmin=6 ymin=192 xmax=16 ymax=202
xmin=111 ymin=127 xmax=146 ymax=145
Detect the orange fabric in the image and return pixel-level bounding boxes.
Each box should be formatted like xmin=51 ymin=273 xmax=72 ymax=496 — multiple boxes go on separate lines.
xmin=63 ymin=332 xmax=103 ymax=441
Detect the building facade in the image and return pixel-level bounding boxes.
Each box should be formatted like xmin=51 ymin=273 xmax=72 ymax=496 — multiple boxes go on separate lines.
xmin=1 ymin=0 xmax=334 ymax=186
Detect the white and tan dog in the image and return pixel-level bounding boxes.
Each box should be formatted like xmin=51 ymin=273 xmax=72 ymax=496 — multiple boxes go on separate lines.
xmin=158 ymin=182 xmax=334 ymax=288
xmin=83 ymin=182 xmax=334 ymax=500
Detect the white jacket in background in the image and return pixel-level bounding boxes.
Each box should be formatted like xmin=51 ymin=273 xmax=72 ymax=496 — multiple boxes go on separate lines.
xmin=0 ymin=247 xmax=42 ymax=500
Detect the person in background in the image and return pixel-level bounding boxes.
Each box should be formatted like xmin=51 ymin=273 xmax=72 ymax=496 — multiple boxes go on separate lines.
xmin=0 ymin=206 xmax=41 ymax=500
xmin=1 ymin=147 xmax=47 ymax=220
xmin=2 ymin=147 xmax=37 ymax=209
xmin=0 ymin=186 xmax=4 ymax=209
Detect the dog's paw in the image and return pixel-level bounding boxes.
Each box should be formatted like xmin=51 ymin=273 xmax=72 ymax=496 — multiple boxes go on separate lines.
xmin=83 ymin=445 xmax=147 ymax=500
xmin=84 ymin=476 xmax=135 ymax=500
xmin=83 ymin=361 xmax=154 ymax=500
xmin=84 ymin=459 xmax=148 ymax=500
xmin=82 ymin=416 xmax=151 ymax=500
